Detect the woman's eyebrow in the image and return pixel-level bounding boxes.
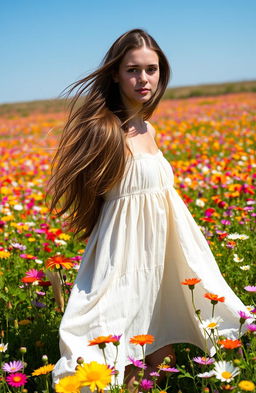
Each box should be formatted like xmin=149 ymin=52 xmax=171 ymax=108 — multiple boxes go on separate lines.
xmin=125 ymin=64 xmax=158 ymax=67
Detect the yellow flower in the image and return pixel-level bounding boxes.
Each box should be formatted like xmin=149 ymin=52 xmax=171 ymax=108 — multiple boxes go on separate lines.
xmin=75 ymin=361 xmax=112 ymax=391
xmin=238 ymin=380 xmax=255 ymax=391
xmin=32 ymin=364 xmax=55 ymax=376
xmin=59 ymin=233 xmax=71 ymax=240
xmin=55 ymin=375 xmax=81 ymax=393
xmin=0 ymin=251 xmax=10 ymax=259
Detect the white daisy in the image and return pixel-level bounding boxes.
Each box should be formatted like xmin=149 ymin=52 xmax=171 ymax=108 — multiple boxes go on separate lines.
xmin=199 ymin=316 xmax=223 ymax=334
xmin=196 ymin=199 xmax=205 ymax=207
xmin=233 ymin=253 xmax=244 ymax=263
xmin=197 ymin=370 xmax=215 ymax=378
xmin=240 ymin=265 xmax=250 ymax=271
xmin=213 ymin=361 xmax=240 ymax=382
xmin=0 ymin=343 xmax=8 ymax=352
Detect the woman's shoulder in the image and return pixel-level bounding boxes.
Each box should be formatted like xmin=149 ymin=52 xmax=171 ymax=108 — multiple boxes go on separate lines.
xmin=145 ymin=121 xmax=156 ymax=139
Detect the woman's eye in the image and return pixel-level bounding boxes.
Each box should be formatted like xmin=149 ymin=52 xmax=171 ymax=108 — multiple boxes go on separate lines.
xmin=127 ymin=68 xmax=137 ymax=73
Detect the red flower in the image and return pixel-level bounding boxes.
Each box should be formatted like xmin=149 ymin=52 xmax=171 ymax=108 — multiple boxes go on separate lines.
xmin=88 ymin=335 xmax=114 ymax=347
xmin=204 ymin=293 xmax=225 ymax=303
xmin=129 ymin=334 xmax=155 ymax=346
xmin=218 ymin=339 xmax=241 ymax=349
xmin=181 ymin=278 xmax=201 ymax=286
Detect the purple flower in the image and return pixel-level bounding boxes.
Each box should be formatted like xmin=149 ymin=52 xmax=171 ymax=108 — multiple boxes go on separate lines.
xmin=149 ymin=371 xmax=160 ymax=377
xmin=221 ymin=220 xmax=231 ymax=225
xmin=251 ymin=307 xmax=256 ymax=314
xmin=2 ymin=360 xmax=24 ymax=373
xmin=158 ymin=365 xmax=180 ymax=373
xmin=244 ymin=286 xmax=256 ymax=292
xmin=128 ymin=356 xmax=147 ymax=369
xmin=31 ymin=300 xmax=46 ymax=308
xmin=238 ymin=311 xmax=252 ymax=320
xmin=193 ymin=356 xmax=215 ymax=365
xmin=247 ymin=324 xmax=256 ymax=332
xmin=140 ymin=379 xmax=153 ymax=390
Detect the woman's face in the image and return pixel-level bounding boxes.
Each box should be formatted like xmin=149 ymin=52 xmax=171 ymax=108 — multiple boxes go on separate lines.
xmin=113 ymin=46 xmax=160 ymax=111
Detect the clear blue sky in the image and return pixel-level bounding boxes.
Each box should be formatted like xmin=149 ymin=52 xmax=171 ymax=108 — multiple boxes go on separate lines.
xmin=1 ymin=0 xmax=255 ymax=104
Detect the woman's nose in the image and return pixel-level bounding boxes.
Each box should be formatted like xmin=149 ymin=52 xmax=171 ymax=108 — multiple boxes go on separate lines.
xmin=138 ymin=70 xmax=147 ymax=83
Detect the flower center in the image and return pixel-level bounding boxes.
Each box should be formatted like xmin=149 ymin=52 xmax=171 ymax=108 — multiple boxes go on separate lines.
xmin=208 ymin=322 xmax=217 ymax=328
xmin=221 ymin=371 xmax=232 ymax=379
xmin=88 ymin=371 xmax=101 ymax=381
xmin=13 ymin=376 xmax=22 ymax=382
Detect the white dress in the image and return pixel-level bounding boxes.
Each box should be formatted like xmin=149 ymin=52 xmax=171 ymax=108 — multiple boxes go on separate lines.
xmin=52 ymin=149 xmax=249 ymax=387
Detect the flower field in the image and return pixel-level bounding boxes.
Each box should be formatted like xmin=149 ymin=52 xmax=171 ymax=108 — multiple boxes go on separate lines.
xmin=0 ymin=92 xmax=255 ymax=392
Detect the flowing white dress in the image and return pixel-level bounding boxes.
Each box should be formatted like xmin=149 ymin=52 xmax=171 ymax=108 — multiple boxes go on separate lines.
xmin=52 ymin=149 xmax=249 ymax=388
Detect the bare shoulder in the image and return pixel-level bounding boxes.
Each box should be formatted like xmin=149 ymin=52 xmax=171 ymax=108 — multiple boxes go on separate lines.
xmin=145 ymin=121 xmax=156 ymax=139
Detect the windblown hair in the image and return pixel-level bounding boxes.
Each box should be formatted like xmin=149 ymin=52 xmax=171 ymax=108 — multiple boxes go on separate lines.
xmin=45 ymin=28 xmax=171 ymax=242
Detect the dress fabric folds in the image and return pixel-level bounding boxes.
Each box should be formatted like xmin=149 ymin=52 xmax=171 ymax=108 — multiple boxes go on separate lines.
xmin=52 ymin=149 xmax=249 ymax=388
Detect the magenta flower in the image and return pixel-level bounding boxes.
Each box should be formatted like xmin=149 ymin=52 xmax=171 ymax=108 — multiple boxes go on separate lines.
xmin=247 ymin=324 xmax=256 ymax=332
xmin=6 ymin=372 xmax=27 ymax=387
xmin=244 ymin=285 xmax=256 ymax=292
xmin=2 ymin=360 xmax=24 ymax=373
xmin=128 ymin=356 xmax=147 ymax=369
xmin=24 ymin=269 xmax=45 ymax=280
xmin=193 ymin=356 xmax=215 ymax=365
xmin=140 ymin=379 xmax=153 ymax=390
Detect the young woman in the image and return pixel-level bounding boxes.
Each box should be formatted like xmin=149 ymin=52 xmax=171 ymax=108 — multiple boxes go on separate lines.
xmin=47 ymin=29 xmax=249 ymax=390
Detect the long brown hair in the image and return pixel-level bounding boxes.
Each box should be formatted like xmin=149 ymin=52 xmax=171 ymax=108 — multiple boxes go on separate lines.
xmin=45 ymin=28 xmax=171 ymax=242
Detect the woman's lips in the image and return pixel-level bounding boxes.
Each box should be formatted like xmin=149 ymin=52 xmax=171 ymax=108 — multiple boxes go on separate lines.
xmin=136 ymin=89 xmax=150 ymax=94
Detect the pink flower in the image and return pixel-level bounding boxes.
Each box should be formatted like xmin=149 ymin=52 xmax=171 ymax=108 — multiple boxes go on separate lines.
xmin=140 ymin=379 xmax=153 ymax=390
xmin=247 ymin=324 xmax=256 ymax=332
xmin=244 ymin=285 xmax=256 ymax=292
xmin=2 ymin=360 xmax=24 ymax=373
xmin=158 ymin=365 xmax=180 ymax=373
xmin=24 ymin=269 xmax=45 ymax=280
xmin=193 ymin=357 xmax=215 ymax=365
xmin=128 ymin=356 xmax=147 ymax=369
xmin=6 ymin=372 xmax=27 ymax=387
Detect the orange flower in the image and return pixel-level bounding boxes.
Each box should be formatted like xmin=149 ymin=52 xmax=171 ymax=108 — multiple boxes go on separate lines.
xmin=181 ymin=278 xmax=201 ymax=287
xmin=218 ymin=339 xmax=242 ymax=349
xmin=45 ymin=255 xmax=75 ymax=270
xmin=129 ymin=334 xmax=155 ymax=346
xmin=88 ymin=335 xmax=114 ymax=346
xmin=204 ymin=293 xmax=225 ymax=303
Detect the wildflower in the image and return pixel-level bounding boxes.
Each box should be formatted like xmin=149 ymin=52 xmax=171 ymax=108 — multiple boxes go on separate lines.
xmin=2 ymin=360 xmax=24 ymax=373
xmin=0 ymin=250 xmax=10 ymax=258
xmin=193 ymin=356 xmax=215 ymax=365
xmin=240 ymin=265 xmax=250 ymax=270
xmin=6 ymin=372 xmax=28 ymax=387
xmin=0 ymin=342 xmax=8 ymax=352
xmin=55 ymin=375 xmax=81 ymax=393
xmin=158 ymin=364 xmax=179 ymax=372
xmin=238 ymin=380 xmax=255 ymax=391
xmin=140 ymin=379 xmax=154 ymax=390
xmin=88 ymin=335 xmax=114 ymax=348
xmin=247 ymin=324 xmax=256 ymax=333
xmin=75 ymin=361 xmax=112 ymax=391
xmin=149 ymin=371 xmax=160 ymax=377
xmin=238 ymin=310 xmax=253 ymax=324
xmin=204 ymin=293 xmax=225 ymax=304
xmin=32 ymin=364 xmax=55 ymax=376
xmin=244 ymin=285 xmax=256 ymax=292
xmin=200 ymin=316 xmax=223 ymax=333
xmin=128 ymin=356 xmax=147 ymax=369
xmin=213 ymin=361 xmax=240 ymax=382
xmin=129 ymin=334 xmax=155 ymax=346
xmin=197 ymin=370 xmax=215 ymax=378
xmin=181 ymin=278 xmax=201 ymax=289
xmin=233 ymin=254 xmax=244 ymax=263
xmin=21 ymin=269 xmax=45 ymax=283
xmin=218 ymin=339 xmax=241 ymax=349
xmin=109 ymin=334 xmax=122 ymax=344
xmin=45 ymin=255 xmax=75 ymax=270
